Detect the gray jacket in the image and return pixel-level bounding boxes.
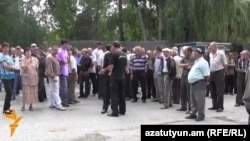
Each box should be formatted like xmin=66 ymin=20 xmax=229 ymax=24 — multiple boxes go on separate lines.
xmin=243 ymin=70 xmax=250 ymax=109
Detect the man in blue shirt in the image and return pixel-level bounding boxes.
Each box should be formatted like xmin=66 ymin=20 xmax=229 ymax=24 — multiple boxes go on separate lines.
xmin=186 ymin=48 xmax=210 ymax=121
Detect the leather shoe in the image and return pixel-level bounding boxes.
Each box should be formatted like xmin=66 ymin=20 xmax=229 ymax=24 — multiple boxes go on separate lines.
xmin=177 ymin=108 xmax=186 ymax=111
xmin=62 ymin=104 xmax=70 ymax=107
xmin=101 ymin=109 xmax=107 ymax=114
xmin=142 ymin=100 xmax=146 ymax=103
xmin=216 ymin=108 xmax=223 ymax=112
xmin=107 ymin=113 xmax=118 ymax=117
xmin=185 ymin=114 xmax=197 ymax=119
xmin=234 ymin=103 xmax=240 ymax=107
xmin=195 ymin=118 xmax=204 ymax=121
xmin=131 ymin=99 xmax=137 ymax=103
xmin=119 ymin=113 xmax=125 ymax=115
xmin=208 ymin=107 xmax=217 ymax=110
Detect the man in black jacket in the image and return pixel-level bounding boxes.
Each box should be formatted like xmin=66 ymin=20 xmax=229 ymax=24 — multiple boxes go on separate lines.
xmin=78 ymin=49 xmax=92 ymax=98
xmin=161 ymin=48 xmax=176 ymax=109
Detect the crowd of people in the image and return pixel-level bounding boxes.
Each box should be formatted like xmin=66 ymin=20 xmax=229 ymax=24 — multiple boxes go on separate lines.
xmin=0 ymin=40 xmax=249 ymax=124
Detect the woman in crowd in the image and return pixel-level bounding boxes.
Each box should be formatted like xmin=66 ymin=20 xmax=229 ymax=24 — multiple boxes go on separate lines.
xmin=21 ymin=48 xmax=39 ymax=111
xmin=0 ymin=42 xmax=16 ymax=114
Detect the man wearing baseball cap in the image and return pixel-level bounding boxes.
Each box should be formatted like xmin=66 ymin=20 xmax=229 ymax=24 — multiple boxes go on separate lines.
xmin=186 ymin=48 xmax=210 ymax=121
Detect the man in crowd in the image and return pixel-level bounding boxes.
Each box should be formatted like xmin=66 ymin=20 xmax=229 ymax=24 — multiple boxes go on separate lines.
xmin=177 ymin=46 xmax=194 ymax=114
xmin=224 ymin=52 xmax=235 ymax=95
xmin=88 ymin=48 xmax=98 ymax=97
xmin=100 ymin=45 xmax=112 ymax=114
xmin=172 ymin=47 xmax=182 ymax=104
xmin=186 ymin=48 xmax=210 ymax=121
xmin=161 ymin=48 xmax=176 ymax=109
xmin=235 ymin=50 xmax=249 ymax=106
xmin=11 ymin=46 xmax=24 ymax=100
xmin=57 ymin=40 xmax=70 ymax=107
xmin=45 ymin=46 xmax=66 ymax=111
xmin=146 ymin=50 xmax=156 ymax=99
xmin=67 ymin=47 xmax=79 ymax=104
xmin=152 ymin=46 xmax=164 ymax=103
xmin=100 ymin=42 xmax=127 ymax=117
xmin=209 ymin=42 xmax=227 ymax=112
xmin=130 ymin=46 xmax=148 ymax=103
xmin=78 ymin=49 xmax=92 ymax=98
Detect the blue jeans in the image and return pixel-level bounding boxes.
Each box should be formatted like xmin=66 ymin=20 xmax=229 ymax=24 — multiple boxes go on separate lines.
xmin=12 ymin=71 xmax=22 ymax=97
xmin=59 ymin=75 xmax=68 ymax=105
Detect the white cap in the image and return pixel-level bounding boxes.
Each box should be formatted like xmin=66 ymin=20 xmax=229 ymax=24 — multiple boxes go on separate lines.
xmin=31 ymin=43 xmax=37 ymax=47
xmin=162 ymin=48 xmax=170 ymax=52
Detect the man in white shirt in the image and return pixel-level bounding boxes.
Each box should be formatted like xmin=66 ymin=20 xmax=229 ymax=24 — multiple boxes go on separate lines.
xmin=172 ymin=47 xmax=182 ymax=104
xmin=67 ymin=47 xmax=79 ymax=104
xmin=208 ymin=42 xmax=227 ymax=112
xmin=11 ymin=46 xmax=25 ymax=100
xmin=88 ymin=48 xmax=98 ymax=96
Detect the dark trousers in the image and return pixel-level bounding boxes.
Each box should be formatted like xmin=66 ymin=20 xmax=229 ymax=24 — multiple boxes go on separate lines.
xmin=90 ymin=73 xmax=98 ymax=94
xmin=102 ymin=75 xmax=110 ymax=110
xmin=146 ymin=70 xmax=156 ymax=98
xmin=172 ymin=78 xmax=181 ymax=103
xmin=38 ymin=76 xmax=47 ymax=102
xmin=247 ymin=108 xmax=250 ymax=125
xmin=206 ymin=83 xmax=210 ymax=96
xmin=96 ymin=67 xmax=100 ymax=95
xmin=79 ymin=71 xmax=90 ymax=96
xmin=125 ymin=73 xmax=131 ymax=98
xmin=180 ymin=76 xmax=191 ymax=110
xmin=234 ymin=71 xmax=237 ymax=94
xmin=12 ymin=71 xmax=22 ymax=97
xmin=68 ymin=73 xmax=76 ymax=102
xmin=132 ymin=71 xmax=146 ymax=101
xmin=110 ymin=78 xmax=126 ymax=115
xmin=224 ymin=75 xmax=234 ymax=94
xmin=210 ymin=69 xmax=225 ymax=109
xmin=236 ymin=72 xmax=246 ymax=104
xmin=2 ymin=79 xmax=13 ymax=111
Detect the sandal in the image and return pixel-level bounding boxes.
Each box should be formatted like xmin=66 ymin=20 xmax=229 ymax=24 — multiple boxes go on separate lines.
xmin=21 ymin=107 xmax=25 ymax=111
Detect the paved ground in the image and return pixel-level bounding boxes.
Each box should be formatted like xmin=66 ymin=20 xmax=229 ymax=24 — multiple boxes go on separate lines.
xmin=0 ymin=84 xmax=248 ymax=141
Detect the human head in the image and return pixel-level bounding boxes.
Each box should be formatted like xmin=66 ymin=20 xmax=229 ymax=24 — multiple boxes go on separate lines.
xmin=97 ymin=42 xmax=104 ymax=50
xmin=51 ymin=45 xmax=59 ymax=56
xmin=155 ymin=46 xmax=162 ymax=56
xmin=134 ymin=46 xmax=141 ymax=55
xmin=15 ymin=46 xmax=22 ymax=56
xmin=209 ymin=42 xmax=217 ymax=53
xmin=241 ymin=50 xmax=250 ymax=60
xmin=24 ymin=48 xmax=32 ymax=58
xmin=81 ymin=48 xmax=88 ymax=57
xmin=111 ymin=42 xmax=121 ymax=52
xmin=162 ymin=48 xmax=170 ymax=57
xmin=146 ymin=50 xmax=153 ymax=58
xmin=2 ymin=42 xmax=10 ymax=55
xmin=60 ymin=39 xmax=68 ymax=49
xmin=194 ymin=48 xmax=203 ymax=60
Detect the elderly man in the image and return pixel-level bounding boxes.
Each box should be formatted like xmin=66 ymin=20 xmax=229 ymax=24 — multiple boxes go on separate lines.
xmin=130 ymin=46 xmax=148 ymax=103
xmin=177 ymin=46 xmax=195 ymax=113
xmin=243 ymin=66 xmax=250 ymax=125
xmin=161 ymin=48 xmax=176 ymax=109
xmin=146 ymin=50 xmax=156 ymax=99
xmin=209 ymin=42 xmax=227 ymax=112
xmin=172 ymin=47 xmax=182 ymax=104
xmin=186 ymin=48 xmax=210 ymax=121
xmin=235 ymin=50 xmax=249 ymax=107
xmin=153 ymin=46 xmax=164 ymax=103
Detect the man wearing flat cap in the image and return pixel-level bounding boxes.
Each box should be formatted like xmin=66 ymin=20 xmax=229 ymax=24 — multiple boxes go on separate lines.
xmin=186 ymin=48 xmax=210 ymax=121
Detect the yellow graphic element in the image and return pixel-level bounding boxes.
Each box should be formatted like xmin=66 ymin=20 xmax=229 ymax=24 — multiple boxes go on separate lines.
xmin=3 ymin=110 xmax=23 ymax=137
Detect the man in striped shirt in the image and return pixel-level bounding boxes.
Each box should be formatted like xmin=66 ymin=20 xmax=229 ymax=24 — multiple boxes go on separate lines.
xmin=130 ymin=46 xmax=148 ymax=103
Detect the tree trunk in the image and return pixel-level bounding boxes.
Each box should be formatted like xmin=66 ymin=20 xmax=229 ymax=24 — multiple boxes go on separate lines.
xmin=118 ymin=0 xmax=125 ymax=41
xmin=93 ymin=1 xmax=100 ymax=40
xmin=158 ymin=5 xmax=163 ymax=40
xmin=135 ymin=0 xmax=147 ymax=41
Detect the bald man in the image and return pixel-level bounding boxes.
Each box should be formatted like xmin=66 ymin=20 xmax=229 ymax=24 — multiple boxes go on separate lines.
xmin=235 ymin=50 xmax=250 ymax=107
xmin=208 ymin=42 xmax=227 ymax=112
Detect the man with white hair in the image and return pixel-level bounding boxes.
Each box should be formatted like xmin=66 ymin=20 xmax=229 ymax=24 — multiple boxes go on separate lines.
xmin=161 ymin=48 xmax=176 ymax=109
xmin=235 ymin=50 xmax=249 ymax=107
xmin=130 ymin=46 xmax=148 ymax=103
xmin=208 ymin=42 xmax=227 ymax=112
xmin=172 ymin=47 xmax=182 ymax=104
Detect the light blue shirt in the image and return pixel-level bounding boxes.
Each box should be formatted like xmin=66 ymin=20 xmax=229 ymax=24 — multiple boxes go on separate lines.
xmin=0 ymin=54 xmax=15 ymax=80
xmin=188 ymin=57 xmax=210 ymax=84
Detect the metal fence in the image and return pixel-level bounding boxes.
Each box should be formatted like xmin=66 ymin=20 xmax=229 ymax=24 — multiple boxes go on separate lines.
xmin=69 ymin=40 xmax=169 ymax=50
